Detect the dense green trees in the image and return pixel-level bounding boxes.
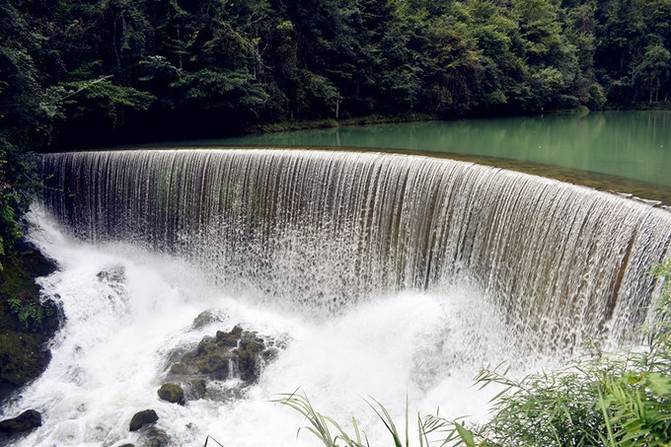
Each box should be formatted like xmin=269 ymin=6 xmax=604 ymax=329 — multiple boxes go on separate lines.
xmin=1 ymin=0 xmax=671 ymax=255
xmin=2 ymin=0 xmax=670 ymax=148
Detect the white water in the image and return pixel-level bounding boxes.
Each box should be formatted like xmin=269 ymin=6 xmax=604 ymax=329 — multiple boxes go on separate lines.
xmin=1 ymin=208 xmax=549 ymax=447
xmin=42 ymin=149 xmax=671 ymax=348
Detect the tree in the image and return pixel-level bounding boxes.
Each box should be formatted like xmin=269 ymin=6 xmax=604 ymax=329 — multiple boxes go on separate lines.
xmin=636 ymin=42 xmax=671 ymax=103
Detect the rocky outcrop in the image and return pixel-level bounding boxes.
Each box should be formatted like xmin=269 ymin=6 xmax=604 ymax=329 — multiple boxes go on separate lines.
xmin=0 ymin=241 xmax=60 ymax=402
xmin=191 ymin=310 xmax=225 ymax=330
xmin=0 ymin=409 xmax=42 ymax=439
xmin=129 ymin=409 xmax=158 ymax=432
xmin=140 ymin=427 xmax=170 ymax=447
xmin=163 ymin=323 xmax=284 ymax=403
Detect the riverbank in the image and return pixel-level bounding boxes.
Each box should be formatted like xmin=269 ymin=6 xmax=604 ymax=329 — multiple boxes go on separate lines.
xmin=0 ymin=242 xmax=60 ymax=403
xmin=246 ymin=113 xmax=435 ymax=135
xmin=243 ymin=108 xmax=600 ymax=136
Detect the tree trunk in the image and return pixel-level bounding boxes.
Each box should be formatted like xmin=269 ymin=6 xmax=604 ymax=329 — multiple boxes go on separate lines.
xmin=177 ymin=26 xmax=183 ymax=70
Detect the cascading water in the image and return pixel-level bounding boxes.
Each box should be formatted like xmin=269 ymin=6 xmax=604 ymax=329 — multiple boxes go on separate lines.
xmin=2 ymin=148 xmax=670 ymax=446
xmin=42 ymin=149 xmax=671 ymax=346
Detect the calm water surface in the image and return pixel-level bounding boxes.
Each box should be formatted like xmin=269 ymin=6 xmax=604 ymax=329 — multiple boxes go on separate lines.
xmin=214 ymin=111 xmax=671 ymax=188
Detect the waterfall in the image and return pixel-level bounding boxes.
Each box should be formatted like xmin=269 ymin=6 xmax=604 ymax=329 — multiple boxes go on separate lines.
xmin=41 ymin=149 xmax=671 ymax=349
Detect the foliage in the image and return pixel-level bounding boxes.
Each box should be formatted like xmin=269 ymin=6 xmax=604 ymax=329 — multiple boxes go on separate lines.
xmin=2 ymin=0 xmax=670 ymax=144
xmin=1 ymin=0 xmax=671 ymax=257
xmin=6 ymin=295 xmax=45 ymax=329
xmin=279 ymin=259 xmax=671 ymax=446
xmin=275 ymin=390 xmax=465 ymax=447
xmin=466 ymin=260 xmax=671 ymax=447
xmin=0 ymin=137 xmax=39 ymax=269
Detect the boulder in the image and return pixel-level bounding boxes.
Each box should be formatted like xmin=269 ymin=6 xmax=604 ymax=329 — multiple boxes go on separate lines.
xmin=168 ymin=325 xmax=277 ymax=384
xmin=0 ymin=409 xmax=42 ymax=436
xmin=142 ymin=427 xmax=170 ymax=447
xmin=163 ymin=324 xmax=285 ymax=402
xmin=192 ymin=310 xmax=225 ymax=330
xmin=129 ymin=409 xmax=158 ymax=432
xmin=157 ymin=383 xmax=185 ymax=405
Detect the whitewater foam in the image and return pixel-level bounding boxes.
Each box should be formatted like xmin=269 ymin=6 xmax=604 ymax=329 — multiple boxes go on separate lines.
xmin=2 ymin=209 xmax=539 ymax=447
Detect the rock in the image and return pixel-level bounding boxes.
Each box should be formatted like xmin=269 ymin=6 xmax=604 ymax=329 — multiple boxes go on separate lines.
xmin=163 ymin=324 xmax=285 ymax=402
xmin=142 ymin=427 xmax=170 ymax=447
xmin=0 ymin=243 xmax=61 ymax=403
xmin=261 ymin=347 xmax=279 ymax=363
xmin=191 ymin=337 xmax=232 ymax=380
xmin=215 ymin=325 xmax=242 ymax=347
xmin=129 ymin=409 xmax=158 ymax=432
xmin=192 ymin=310 xmax=225 ymax=329
xmin=96 ymin=265 xmax=126 ymax=284
xmin=117 ymin=444 xmax=135 ymax=447
xmin=0 ymin=409 xmax=42 ymax=436
xmin=157 ymin=383 xmax=185 ymax=405
xmin=235 ymin=333 xmax=266 ymax=382
xmin=168 ymin=325 xmax=272 ymax=383
xmin=187 ymin=379 xmax=207 ymax=400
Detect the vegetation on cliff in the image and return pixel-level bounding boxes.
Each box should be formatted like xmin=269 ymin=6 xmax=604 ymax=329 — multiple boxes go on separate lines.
xmin=0 ymin=243 xmax=59 ymax=401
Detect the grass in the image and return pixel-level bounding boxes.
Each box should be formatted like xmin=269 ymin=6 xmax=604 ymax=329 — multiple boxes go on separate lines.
xmin=274 ymin=390 xmax=467 ymax=447
xmin=276 ymin=259 xmax=671 ymax=447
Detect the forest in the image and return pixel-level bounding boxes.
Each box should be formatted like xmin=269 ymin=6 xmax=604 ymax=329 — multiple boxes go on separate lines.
xmin=1 ymin=0 xmax=671 ymax=254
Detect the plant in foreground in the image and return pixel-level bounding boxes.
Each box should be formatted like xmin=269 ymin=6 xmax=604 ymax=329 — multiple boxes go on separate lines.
xmin=274 ymin=390 xmax=473 ymax=447
xmin=278 ymin=261 xmax=671 ymax=447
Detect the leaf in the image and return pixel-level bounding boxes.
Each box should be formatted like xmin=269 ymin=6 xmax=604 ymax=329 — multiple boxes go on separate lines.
xmin=454 ymin=423 xmax=476 ymax=447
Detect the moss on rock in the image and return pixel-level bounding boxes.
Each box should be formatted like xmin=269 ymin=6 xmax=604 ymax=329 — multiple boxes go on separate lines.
xmin=0 ymin=242 xmax=60 ymax=402
xmin=157 ymin=383 xmax=185 ymax=405
xmin=129 ymin=409 xmax=158 ymax=432
xmin=163 ymin=324 xmax=284 ymax=403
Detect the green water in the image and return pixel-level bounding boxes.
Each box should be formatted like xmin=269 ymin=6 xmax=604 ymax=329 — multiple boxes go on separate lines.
xmin=215 ymin=111 xmax=671 ymax=188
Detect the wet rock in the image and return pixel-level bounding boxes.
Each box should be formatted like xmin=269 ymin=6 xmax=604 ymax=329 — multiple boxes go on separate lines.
xmin=215 ymin=325 xmax=242 ymax=347
xmin=261 ymin=347 xmax=279 ymax=363
xmin=0 ymin=409 xmax=42 ymax=436
xmin=192 ymin=310 xmax=225 ymax=329
xmin=235 ymin=334 xmax=266 ymax=382
xmin=129 ymin=409 xmax=158 ymax=432
xmin=164 ymin=324 xmax=285 ymax=402
xmin=0 ymin=242 xmax=61 ymax=403
xmin=187 ymin=379 xmax=207 ymax=400
xmin=157 ymin=383 xmax=185 ymax=405
xmin=96 ymin=265 xmax=126 ymax=284
xmin=169 ymin=325 xmax=273 ymax=383
xmin=142 ymin=427 xmax=170 ymax=447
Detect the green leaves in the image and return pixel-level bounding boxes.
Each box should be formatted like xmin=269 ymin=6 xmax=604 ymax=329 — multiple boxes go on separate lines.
xmin=50 ymin=78 xmax=155 ymax=128
xmin=453 ymin=423 xmax=476 ymax=447
xmin=276 ymin=389 xmax=481 ymax=447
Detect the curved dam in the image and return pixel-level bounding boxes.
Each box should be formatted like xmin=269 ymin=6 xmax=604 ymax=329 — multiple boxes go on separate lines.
xmin=41 ymin=149 xmax=671 ymax=350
